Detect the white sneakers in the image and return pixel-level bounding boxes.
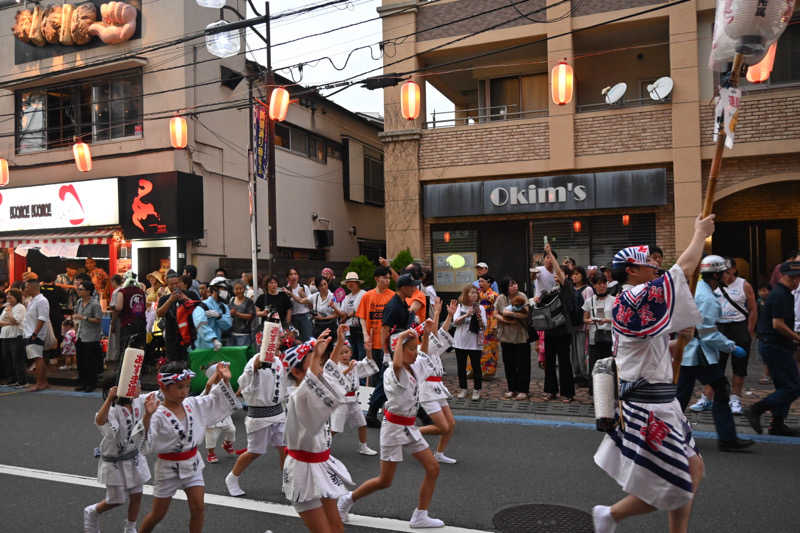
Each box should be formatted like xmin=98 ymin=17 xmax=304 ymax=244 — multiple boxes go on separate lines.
xmin=689 ymin=394 xmax=713 ymax=412
xmin=410 ymin=508 xmax=445 ymax=528
xmin=358 ymin=443 xmax=378 ymax=456
xmin=434 ymin=451 xmax=457 ymax=464
xmin=729 ymin=394 xmax=744 ymax=415
xmin=471 ymin=390 xmax=481 ymax=401
xmin=83 ymin=504 xmax=99 ymax=533
xmin=456 ymin=389 xmax=467 ymax=399
xmin=123 ymin=520 xmax=138 ymax=533
xmin=592 ymin=505 xmax=617 ymax=533
xmin=225 ymin=472 xmax=246 ymax=497
xmin=337 ymin=492 xmax=354 ymax=523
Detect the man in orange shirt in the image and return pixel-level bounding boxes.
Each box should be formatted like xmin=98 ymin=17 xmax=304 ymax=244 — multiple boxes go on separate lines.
xmin=357 ymin=266 xmax=394 ymax=427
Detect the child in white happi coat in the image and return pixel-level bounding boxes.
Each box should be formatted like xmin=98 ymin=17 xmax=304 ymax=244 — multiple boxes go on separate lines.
xmin=418 ymin=298 xmax=458 ymax=464
xmin=139 ymin=361 xmax=237 ymax=533
xmin=84 ymin=384 xmax=157 ymax=533
xmin=225 ymin=334 xmax=289 ymax=497
xmin=282 ymin=329 xmax=354 ymax=532
xmin=202 ymin=364 xmax=237 ymax=463
xmin=338 ymin=320 xmax=447 ymax=529
xmin=329 ymin=324 xmax=379 ymax=456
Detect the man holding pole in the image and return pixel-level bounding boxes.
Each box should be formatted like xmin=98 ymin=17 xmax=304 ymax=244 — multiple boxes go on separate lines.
xmin=592 ymin=214 xmax=713 ymax=533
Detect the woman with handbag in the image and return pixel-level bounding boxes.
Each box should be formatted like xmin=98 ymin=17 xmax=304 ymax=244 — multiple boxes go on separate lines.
xmin=311 ymin=276 xmax=343 ymax=341
xmin=452 ymin=285 xmax=486 ymax=401
xmin=583 ymin=273 xmax=614 ymax=394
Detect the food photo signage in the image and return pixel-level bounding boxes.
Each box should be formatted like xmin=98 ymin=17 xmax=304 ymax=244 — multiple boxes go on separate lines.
xmin=0 ymin=177 xmax=119 ymax=232
xmin=12 ymin=1 xmax=142 ymax=64
xmin=118 ymin=172 xmax=204 ymax=240
xmin=423 ymin=168 xmax=667 ymax=217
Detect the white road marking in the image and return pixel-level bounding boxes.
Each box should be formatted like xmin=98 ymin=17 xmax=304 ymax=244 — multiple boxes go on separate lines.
xmin=0 ymin=463 xmax=490 ymax=533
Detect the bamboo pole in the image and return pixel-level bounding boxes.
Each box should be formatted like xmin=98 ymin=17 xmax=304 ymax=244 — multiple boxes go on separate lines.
xmin=672 ymin=53 xmax=744 ymax=383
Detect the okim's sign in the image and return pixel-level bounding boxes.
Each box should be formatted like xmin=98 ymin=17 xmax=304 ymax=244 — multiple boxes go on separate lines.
xmin=423 ymin=168 xmax=667 ymax=218
xmin=0 ymin=178 xmax=119 ymax=232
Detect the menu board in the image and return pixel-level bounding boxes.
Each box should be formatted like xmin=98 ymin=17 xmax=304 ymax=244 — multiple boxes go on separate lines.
xmin=433 ymin=252 xmax=477 ymax=293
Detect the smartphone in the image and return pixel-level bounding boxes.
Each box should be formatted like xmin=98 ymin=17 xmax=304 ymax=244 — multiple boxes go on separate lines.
xmin=543 ymin=235 xmax=549 ymax=246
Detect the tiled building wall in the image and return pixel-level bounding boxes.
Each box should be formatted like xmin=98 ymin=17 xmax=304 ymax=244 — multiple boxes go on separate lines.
xmin=416 ymin=0 xmax=545 ymax=41
xmin=699 ymin=94 xmax=800 ymax=145
xmin=574 ymin=108 xmax=672 ymax=155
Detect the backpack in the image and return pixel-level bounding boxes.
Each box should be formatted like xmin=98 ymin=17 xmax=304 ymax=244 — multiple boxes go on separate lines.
xmin=176 ymin=300 xmax=208 ymax=348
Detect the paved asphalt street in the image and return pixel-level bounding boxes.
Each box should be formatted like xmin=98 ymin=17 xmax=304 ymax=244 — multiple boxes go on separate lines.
xmin=1 ymin=387 xmax=799 ymax=533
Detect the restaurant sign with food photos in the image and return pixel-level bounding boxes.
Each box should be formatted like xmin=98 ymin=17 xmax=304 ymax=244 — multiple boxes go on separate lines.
xmin=12 ymin=1 xmax=142 ymax=65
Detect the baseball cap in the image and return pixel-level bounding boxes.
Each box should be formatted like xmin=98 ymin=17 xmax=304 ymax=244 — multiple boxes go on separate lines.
xmin=476 ymin=262 xmax=489 ymax=269
xmin=396 ymin=273 xmax=418 ymax=288
xmin=779 ymin=261 xmax=800 ymax=276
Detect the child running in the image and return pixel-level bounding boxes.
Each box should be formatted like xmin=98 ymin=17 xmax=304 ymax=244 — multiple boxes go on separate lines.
xmin=329 ymin=324 xmax=379 ymax=456
xmin=282 ymin=329 xmax=354 ymax=532
xmin=84 ymin=382 xmax=156 ymax=533
xmin=202 ymin=364 xmax=237 ymax=464
xmin=225 ymin=327 xmax=289 ymax=497
xmin=418 ymin=298 xmax=458 ymax=464
xmin=140 ymin=361 xmax=237 ymax=533
xmin=338 ymin=320 xmax=446 ymax=529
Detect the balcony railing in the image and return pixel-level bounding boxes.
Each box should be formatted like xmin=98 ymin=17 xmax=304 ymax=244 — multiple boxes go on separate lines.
xmin=576 ymin=95 xmax=671 ymax=113
xmin=426 ymin=104 xmax=548 ymax=129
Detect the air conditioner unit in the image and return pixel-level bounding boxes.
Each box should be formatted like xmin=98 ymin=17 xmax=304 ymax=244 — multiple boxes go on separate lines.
xmin=314 ymin=230 xmax=334 ymax=248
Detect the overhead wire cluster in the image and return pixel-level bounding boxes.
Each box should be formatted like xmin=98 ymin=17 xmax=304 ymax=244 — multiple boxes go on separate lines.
xmin=1 ymin=0 xmax=693 ymax=146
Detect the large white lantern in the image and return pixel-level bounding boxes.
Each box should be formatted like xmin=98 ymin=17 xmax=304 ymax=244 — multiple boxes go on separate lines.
xmin=196 ymin=0 xmax=227 ymax=7
xmin=205 ymin=20 xmax=240 ymax=58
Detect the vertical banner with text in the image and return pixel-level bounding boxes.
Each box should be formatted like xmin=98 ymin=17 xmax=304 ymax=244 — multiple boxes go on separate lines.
xmin=253 ymin=103 xmax=269 ymax=180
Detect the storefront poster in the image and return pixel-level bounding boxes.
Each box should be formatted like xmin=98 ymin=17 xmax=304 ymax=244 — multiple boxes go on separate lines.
xmin=433 ymin=252 xmax=477 ymax=293
xmin=0 ymin=178 xmax=119 ymax=232
xmin=423 ymin=168 xmax=667 ymax=217
xmin=118 ymin=172 xmax=203 ymax=239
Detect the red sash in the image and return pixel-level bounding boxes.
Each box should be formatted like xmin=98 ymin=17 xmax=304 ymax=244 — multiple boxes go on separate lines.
xmin=287 ymin=448 xmax=331 ymax=463
xmin=158 ymin=447 xmax=198 ymax=461
xmin=384 ymin=410 xmax=415 ymax=426
xmin=426 ymin=376 xmax=443 ymax=382
xmin=345 ymin=391 xmax=356 ymax=397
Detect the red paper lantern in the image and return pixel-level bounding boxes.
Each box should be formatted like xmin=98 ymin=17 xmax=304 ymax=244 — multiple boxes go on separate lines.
xmin=622 ymin=214 xmax=630 ymax=226
xmin=551 ymin=60 xmax=574 ymax=106
xmin=269 ymin=87 xmax=290 ymax=122
xmin=0 ymin=158 xmax=8 ymax=186
xmin=443 ymin=231 xmax=451 ymax=243
xmin=401 ymin=80 xmax=421 ymax=120
xmin=169 ymin=116 xmax=188 ymax=149
xmin=73 ymin=141 xmax=92 ymax=172
xmin=572 ymin=220 xmax=582 ymax=233
xmin=746 ymin=42 xmax=777 ymax=84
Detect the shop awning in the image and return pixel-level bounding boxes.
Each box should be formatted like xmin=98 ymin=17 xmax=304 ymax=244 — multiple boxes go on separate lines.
xmin=0 ymin=228 xmax=115 ymax=248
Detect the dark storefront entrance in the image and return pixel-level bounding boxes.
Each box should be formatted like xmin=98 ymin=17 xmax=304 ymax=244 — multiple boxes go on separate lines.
xmin=714 ymin=219 xmax=798 ymax=286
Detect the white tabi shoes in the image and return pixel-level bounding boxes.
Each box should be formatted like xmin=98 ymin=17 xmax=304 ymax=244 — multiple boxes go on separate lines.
xmin=410 ymin=508 xmax=445 ymax=528
xmin=83 ymin=504 xmax=100 ymax=533
xmin=225 ymin=472 xmax=246 ymax=497
xmin=337 ymin=492 xmax=354 ymax=523
xmin=592 ymin=505 xmax=617 ymax=533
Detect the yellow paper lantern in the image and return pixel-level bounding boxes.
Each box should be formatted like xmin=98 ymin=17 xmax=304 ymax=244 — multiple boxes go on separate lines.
xmin=169 ymin=116 xmax=188 ymax=149
xmin=401 ymin=80 xmax=421 ymax=120
xmin=73 ymin=141 xmax=92 ymax=172
xmin=269 ymin=87 xmax=290 ymax=122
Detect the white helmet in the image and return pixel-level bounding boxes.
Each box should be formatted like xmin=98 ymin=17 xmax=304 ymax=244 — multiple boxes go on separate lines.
xmin=699 ymin=255 xmax=728 ymax=273
xmin=209 ymin=276 xmax=229 ymax=288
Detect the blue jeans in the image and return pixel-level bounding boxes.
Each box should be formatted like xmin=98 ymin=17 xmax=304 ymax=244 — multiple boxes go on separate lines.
xmin=677 ymin=362 xmax=737 ymax=442
xmin=292 ymin=313 xmax=313 ymax=342
xmin=758 ymin=341 xmax=800 ymax=419
xmin=228 ymin=333 xmax=251 ymax=347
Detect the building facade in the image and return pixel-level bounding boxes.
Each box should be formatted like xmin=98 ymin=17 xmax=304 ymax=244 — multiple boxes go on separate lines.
xmin=379 ymin=0 xmax=799 ymax=293
xmin=0 ymin=0 xmax=384 ymax=286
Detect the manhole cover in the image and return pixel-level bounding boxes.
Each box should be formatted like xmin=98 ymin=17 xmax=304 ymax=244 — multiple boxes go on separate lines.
xmin=493 ymin=503 xmax=593 ymax=533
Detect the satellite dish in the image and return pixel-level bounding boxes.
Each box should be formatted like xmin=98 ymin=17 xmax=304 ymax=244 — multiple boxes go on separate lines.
xmin=602 ymin=82 xmax=627 ymax=105
xmin=647 ymin=76 xmax=674 ymax=101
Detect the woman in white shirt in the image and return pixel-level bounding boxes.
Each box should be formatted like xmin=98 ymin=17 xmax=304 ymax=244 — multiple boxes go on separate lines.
xmin=310 ymin=277 xmax=343 ymax=341
xmin=0 ymin=289 xmax=26 ymax=386
xmin=286 ymin=268 xmax=313 ymax=341
xmin=452 ymin=285 xmax=486 ymax=400
xmin=582 ymin=273 xmax=615 ymax=392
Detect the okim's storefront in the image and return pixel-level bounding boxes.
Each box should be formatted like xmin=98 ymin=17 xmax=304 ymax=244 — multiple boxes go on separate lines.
xmin=0 ymin=172 xmax=203 ymax=285
xmin=423 ymin=168 xmax=670 ymax=296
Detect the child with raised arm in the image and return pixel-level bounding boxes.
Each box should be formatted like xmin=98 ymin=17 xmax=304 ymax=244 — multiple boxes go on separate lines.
xmin=84 ymin=383 xmax=157 ymax=533
xmin=329 ymin=324 xmax=379 ymax=456
xmin=225 ymin=325 xmax=289 ymax=497
xmin=282 ymin=329 xmax=354 ymax=532
xmin=338 ymin=320 xmax=446 ymax=529
xmin=140 ymin=361 xmax=237 ymax=533
xmin=419 ymin=298 xmax=458 ymax=464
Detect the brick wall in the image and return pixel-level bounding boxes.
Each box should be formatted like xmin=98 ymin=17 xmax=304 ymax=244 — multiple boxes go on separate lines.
xmin=700 ymin=94 xmax=800 ymax=146
xmin=574 ymin=108 xmax=672 ymax=156
xmin=701 ymin=153 xmax=800 ymax=191
xmin=416 ymin=0 xmax=545 ymax=41
xmin=419 ymin=121 xmax=549 ymax=169
xmin=573 ymin=0 xmax=665 ymax=17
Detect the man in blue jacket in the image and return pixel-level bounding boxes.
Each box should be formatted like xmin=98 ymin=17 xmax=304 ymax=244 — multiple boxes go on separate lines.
xmin=677 ymin=255 xmax=754 ymax=452
xmin=193 ymin=277 xmax=232 ymax=351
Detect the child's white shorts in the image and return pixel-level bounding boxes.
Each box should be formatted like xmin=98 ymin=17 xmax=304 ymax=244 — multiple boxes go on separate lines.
xmin=247 ymin=422 xmax=285 ymax=455
xmin=105 ymin=483 xmax=143 ymax=505
xmin=152 ymin=471 xmax=204 ymax=499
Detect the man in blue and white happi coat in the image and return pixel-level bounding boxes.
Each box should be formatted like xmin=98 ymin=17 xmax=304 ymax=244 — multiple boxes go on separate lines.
xmin=591 ymin=214 xmax=714 ymax=533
